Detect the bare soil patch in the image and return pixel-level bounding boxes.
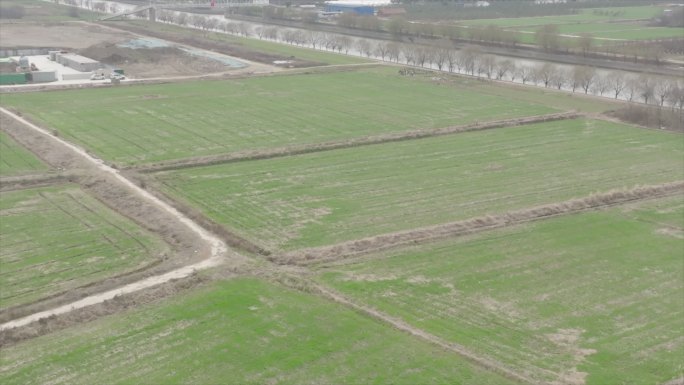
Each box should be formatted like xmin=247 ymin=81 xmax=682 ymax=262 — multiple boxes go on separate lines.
xmin=656 ymin=227 xmax=684 ymax=239
xmin=79 ymin=43 xmax=226 ymax=78
xmin=546 ymin=329 xmax=596 ymax=385
xmin=108 ymin=22 xmax=324 ymax=68
xmin=0 ymin=22 xmax=131 ymax=49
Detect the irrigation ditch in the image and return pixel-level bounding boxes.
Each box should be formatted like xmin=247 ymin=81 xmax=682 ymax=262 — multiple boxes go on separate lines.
xmin=1 ymin=102 xmax=682 ymax=384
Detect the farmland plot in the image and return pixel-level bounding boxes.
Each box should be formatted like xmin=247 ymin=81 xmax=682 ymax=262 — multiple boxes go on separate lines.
xmin=156 ymin=118 xmax=683 ymax=251
xmin=317 ymin=195 xmax=684 ymax=385
xmin=0 ymin=131 xmax=46 ymax=176
xmin=0 ymin=185 xmax=166 ymax=309
xmin=0 ymin=278 xmax=516 ymax=385
xmin=0 ymin=69 xmax=555 ymax=165
xmin=513 ymin=22 xmax=684 ymax=42
xmin=460 ymin=6 xmax=665 ymax=27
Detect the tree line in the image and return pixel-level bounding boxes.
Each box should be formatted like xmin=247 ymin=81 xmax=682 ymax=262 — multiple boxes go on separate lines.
xmin=156 ymin=8 xmax=684 ymax=111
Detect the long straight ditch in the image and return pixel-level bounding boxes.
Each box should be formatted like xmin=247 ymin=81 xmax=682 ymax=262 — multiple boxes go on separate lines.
xmin=276 ymin=181 xmax=684 ymax=265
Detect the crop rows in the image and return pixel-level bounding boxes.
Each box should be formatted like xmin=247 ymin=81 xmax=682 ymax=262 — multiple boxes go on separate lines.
xmin=0 ymin=278 xmax=515 ymax=385
xmin=0 ymin=185 xmax=166 ymax=309
xmin=317 ymin=195 xmax=684 ymax=384
xmin=0 ymin=131 xmax=46 ymax=176
xmin=156 ymin=118 xmax=683 ymax=251
xmin=0 ymin=69 xmax=555 ymax=165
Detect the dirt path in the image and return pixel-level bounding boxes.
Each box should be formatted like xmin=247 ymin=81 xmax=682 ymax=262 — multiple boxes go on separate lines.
xmin=0 ymin=257 xmax=221 ymax=330
xmin=0 ymin=107 xmax=230 ymax=331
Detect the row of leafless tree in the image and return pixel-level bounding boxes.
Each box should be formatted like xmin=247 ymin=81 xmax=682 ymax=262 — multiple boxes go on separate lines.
xmin=152 ymin=9 xmax=684 ymax=109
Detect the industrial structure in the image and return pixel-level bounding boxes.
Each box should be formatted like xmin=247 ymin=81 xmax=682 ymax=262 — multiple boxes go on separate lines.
xmin=100 ymin=0 xmax=268 ymax=21
xmin=324 ymin=0 xmax=393 ymax=15
xmin=53 ymin=52 xmax=101 ymax=72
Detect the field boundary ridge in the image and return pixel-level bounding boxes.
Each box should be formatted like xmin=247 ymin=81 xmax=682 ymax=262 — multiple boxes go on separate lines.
xmin=132 ymin=111 xmax=580 ymax=173
xmin=275 ymin=181 xmax=684 ymax=265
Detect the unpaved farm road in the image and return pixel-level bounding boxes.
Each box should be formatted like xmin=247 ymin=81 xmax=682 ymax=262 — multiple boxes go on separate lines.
xmin=0 ymin=107 xmax=228 ymax=331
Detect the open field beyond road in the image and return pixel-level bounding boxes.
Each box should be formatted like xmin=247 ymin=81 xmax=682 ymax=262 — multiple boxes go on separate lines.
xmin=0 ymin=0 xmax=102 ymax=23
xmin=120 ymin=20 xmax=370 ymax=66
xmin=0 ymin=277 xmax=516 ymax=385
xmin=317 ymin=195 xmax=684 ymax=385
xmin=0 ymin=69 xmax=556 ymax=166
xmin=156 ymin=118 xmax=683 ymax=252
xmin=459 ymin=6 xmax=665 ymax=27
xmin=512 ymin=22 xmax=684 ymax=44
xmin=0 ymin=131 xmax=46 ymax=176
xmin=0 ymin=184 xmax=167 ymax=309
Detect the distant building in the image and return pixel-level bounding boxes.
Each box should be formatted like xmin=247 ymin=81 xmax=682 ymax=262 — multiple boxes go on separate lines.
xmin=324 ymin=0 xmax=392 ymax=15
xmin=55 ymin=53 xmax=101 ymax=72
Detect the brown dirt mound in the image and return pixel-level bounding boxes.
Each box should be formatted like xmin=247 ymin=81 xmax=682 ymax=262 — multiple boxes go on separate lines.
xmin=79 ymin=43 xmax=225 ymax=77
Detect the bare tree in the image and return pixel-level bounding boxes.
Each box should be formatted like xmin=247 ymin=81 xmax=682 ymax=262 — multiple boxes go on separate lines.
xmin=402 ymin=44 xmax=416 ymax=65
xmin=508 ymin=63 xmax=518 ymax=81
xmin=459 ymin=46 xmax=481 ymax=76
xmin=414 ymin=46 xmax=432 ymax=68
xmin=264 ymin=27 xmax=279 ymax=41
xmin=625 ymin=77 xmax=639 ymax=102
xmin=387 ymin=17 xmax=410 ymax=39
xmin=158 ymin=9 xmax=173 ymax=23
xmin=551 ymin=69 xmax=567 ymax=90
xmin=338 ymin=36 xmax=353 ymax=54
xmin=386 ymin=42 xmax=401 ymax=63
xmin=445 ymin=49 xmax=457 ymax=73
xmin=356 ymin=39 xmax=373 ymax=57
xmin=478 ymin=55 xmax=497 ymax=79
xmin=175 ymin=12 xmax=187 ymax=26
xmin=374 ymin=42 xmax=389 ymax=61
xmin=591 ymin=75 xmax=609 ymax=96
xmin=654 ymin=78 xmax=671 ymax=107
xmin=307 ymin=31 xmax=324 ymax=49
xmin=577 ymin=33 xmax=593 ymax=56
xmin=638 ymin=75 xmax=655 ymax=104
xmin=606 ymin=73 xmax=626 ymax=99
xmin=189 ymin=15 xmax=205 ymax=29
xmin=282 ymin=30 xmax=296 ymax=44
xmin=238 ymin=22 xmax=252 ymax=37
xmin=293 ymin=30 xmax=306 ymax=46
xmin=572 ymin=66 xmax=597 ymax=94
xmin=205 ymin=18 xmax=218 ymax=32
xmin=535 ymin=24 xmax=560 ymax=51
xmin=517 ymin=66 xmax=533 ymax=84
xmin=669 ymin=82 xmax=684 ymax=111
xmin=533 ymin=63 xmax=556 ymax=88
xmin=433 ymin=39 xmax=452 ymax=71
xmin=495 ymin=60 xmax=514 ymax=80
